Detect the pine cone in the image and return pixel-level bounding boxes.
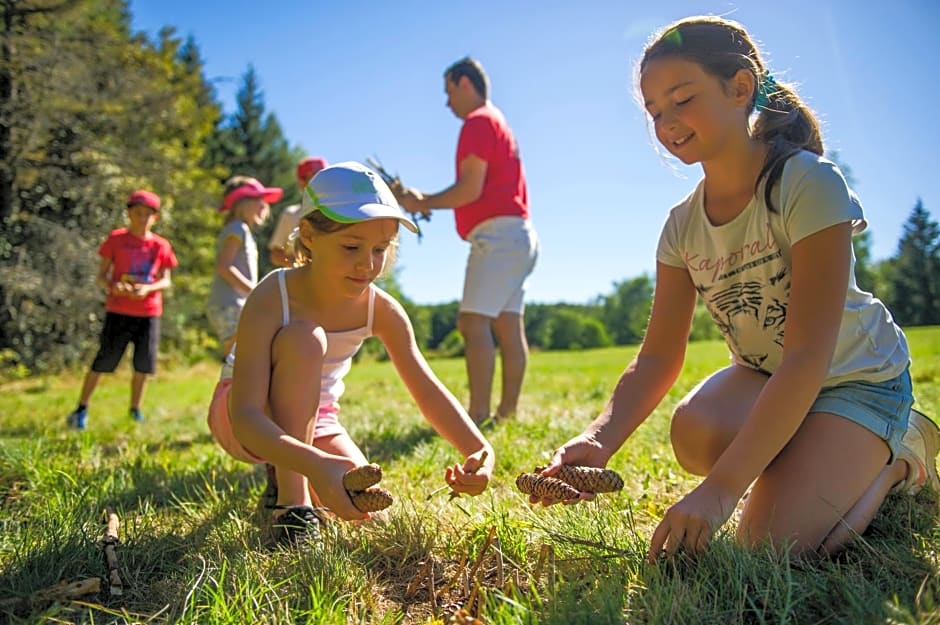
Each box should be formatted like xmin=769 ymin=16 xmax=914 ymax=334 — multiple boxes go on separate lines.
xmin=343 ymin=463 xmax=383 ymax=492
xmin=515 ymin=473 xmax=580 ymax=501
xmin=552 ymin=465 xmax=624 ymax=493
xmin=350 ymin=486 xmax=394 ymax=512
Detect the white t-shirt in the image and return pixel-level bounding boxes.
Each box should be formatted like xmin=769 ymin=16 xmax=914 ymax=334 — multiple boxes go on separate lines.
xmin=269 ymin=203 xmax=302 ymax=251
xmin=657 ymin=150 xmax=909 ymax=387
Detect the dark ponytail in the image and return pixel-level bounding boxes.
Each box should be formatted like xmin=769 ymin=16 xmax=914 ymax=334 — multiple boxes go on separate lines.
xmin=752 ymin=79 xmax=823 ymax=210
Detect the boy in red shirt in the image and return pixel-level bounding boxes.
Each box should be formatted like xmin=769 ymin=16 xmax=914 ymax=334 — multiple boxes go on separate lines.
xmin=66 ymin=190 xmax=180 ymax=429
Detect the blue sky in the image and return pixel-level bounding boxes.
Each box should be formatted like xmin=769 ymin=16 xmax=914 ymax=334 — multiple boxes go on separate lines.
xmin=131 ymin=0 xmax=939 ymax=305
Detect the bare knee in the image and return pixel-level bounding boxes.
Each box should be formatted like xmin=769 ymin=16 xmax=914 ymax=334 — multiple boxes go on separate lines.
xmin=458 ymin=313 xmax=493 ymax=342
xmin=493 ymin=313 xmax=527 ymax=354
xmin=670 ymin=401 xmax=728 ymax=476
xmin=271 ymin=322 xmax=327 ymax=371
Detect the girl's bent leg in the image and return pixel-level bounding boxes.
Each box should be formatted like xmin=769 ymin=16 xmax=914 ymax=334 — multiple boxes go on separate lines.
xmin=267 ymin=321 xmax=326 ymax=509
xmin=670 ymin=365 xmax=768 ymax=475
xmin=818 ymin=458 xmax=907 ymax=554
xmin=738 ymin=411 xmax=890 ymax=554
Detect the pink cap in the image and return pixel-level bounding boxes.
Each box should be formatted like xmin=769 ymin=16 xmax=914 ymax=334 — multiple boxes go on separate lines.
xmin=219 ymin=179 xmax=284 ymax=212
xmin=297 ymin=157 xmax=329 ymax=183
xmin=127 ymin=189 xmax=161 ymax=211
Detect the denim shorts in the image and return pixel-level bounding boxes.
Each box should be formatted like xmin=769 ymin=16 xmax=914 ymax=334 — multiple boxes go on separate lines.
xmin=812 ymin=368 xmax=914 ymax=462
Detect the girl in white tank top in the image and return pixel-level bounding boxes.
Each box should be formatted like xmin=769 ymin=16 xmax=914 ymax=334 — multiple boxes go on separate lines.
xmin=207 ymin=162 xmax=494 ymax=545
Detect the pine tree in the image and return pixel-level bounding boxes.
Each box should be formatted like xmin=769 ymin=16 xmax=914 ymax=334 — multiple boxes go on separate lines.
xmin=0 ymin=0 xmax=221 ymax=372
xmin=890 ymin=200 xmax=940 ymax=326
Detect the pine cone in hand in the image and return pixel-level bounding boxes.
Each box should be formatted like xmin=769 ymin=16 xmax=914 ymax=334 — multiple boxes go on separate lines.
xmin=343 ymin=463 xmax=383 ymax=492
xmin=350 ymin=486 xmax=394 ymax=512
xmin=538 ymin=465 xmax=625 ymax=493
xmin=515 ymin=473 xmax=580 ymax=501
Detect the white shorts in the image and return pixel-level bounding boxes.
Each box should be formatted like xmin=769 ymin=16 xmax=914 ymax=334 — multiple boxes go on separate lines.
xmin=461 ymin=216 xmax=538 ymax=318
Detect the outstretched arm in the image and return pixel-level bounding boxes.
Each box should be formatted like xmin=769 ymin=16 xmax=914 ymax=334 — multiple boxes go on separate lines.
xmin=538 ymin=263 xmax=696 ymax=500
xmin=373 ymin=290 xmax=494 ymax=494
xmin=399 ymin=155 xmax=487 ymax=216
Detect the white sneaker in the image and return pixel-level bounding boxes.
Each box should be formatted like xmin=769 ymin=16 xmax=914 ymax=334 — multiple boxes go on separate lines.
xmin=892 ymin=408 xmax=940 ymax=495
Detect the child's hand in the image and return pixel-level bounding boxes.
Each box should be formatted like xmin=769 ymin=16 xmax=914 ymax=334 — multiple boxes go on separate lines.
xmin=398 ymin=188 xmax=429 ymax=217
xmin=532 ymin=434 xmax=612 ymax=506
xmin=647 ymin=479 xmax=737 ymax=563
xmin=304 ymin=454 xmax=370 ymax=522
xmin=444 ymin=448 xmax=492 ymax=497
xmin=129 ymin=283 xmax=150 ymax=299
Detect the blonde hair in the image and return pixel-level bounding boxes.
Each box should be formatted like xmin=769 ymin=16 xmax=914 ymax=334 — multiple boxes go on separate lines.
xmin=221 ymin=175 xmax=270 ymax=225
xmin=640 ymin=16 xmax=824 ymax=211
xmin=291 ymin=210 xmax=399 ymax=275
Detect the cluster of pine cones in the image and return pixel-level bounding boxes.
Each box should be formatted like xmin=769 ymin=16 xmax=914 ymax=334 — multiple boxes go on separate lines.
xmin=343 ymin=463 xmax=394 ymax=512
xmin=515 ymin=465 xmax=624 ymax=502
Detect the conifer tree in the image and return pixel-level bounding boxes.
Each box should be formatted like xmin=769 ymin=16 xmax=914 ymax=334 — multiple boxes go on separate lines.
xmin=889 ymin=200 xmax=940 ymax=326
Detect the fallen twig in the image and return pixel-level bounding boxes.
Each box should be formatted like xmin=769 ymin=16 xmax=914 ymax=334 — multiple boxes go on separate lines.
xmin=101 ymin=508 xmax=123 ymax=596
xmin=0 ymin=578 xmax=101 ymax=608
xmin=466 ymin=526 xmax=496 ymax=584
xmin=405 ymin=558 xmax=431 ymax=600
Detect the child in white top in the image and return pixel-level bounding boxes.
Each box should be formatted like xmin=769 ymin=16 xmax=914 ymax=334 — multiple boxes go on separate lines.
xmin=539 ymin=16 xmax=937 ymax=560
xmin=207 ymin=162 xmax=494 ymax=544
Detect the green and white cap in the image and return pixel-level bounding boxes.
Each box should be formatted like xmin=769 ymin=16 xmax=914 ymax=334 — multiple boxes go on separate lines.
xmin=301 ymin=161 xmax=418 ymax=233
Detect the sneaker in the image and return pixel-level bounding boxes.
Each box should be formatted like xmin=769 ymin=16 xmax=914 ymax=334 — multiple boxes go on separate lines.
xmin=66 ymin=407 xmax=88 ymax=430
xmin=272 ymin=505 xmax=323 ymax=546
xmin=129 ymin=408 xmax=144 ymax=423
xmin=892 ymin=408 xmax=940 ymax=495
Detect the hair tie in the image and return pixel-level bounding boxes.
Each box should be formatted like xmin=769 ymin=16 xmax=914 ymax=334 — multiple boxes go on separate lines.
xmin=755 ymin=73 xmax=778 ymax=109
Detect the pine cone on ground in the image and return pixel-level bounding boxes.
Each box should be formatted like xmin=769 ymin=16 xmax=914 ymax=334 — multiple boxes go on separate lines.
xmin=343 ymin=463 xmax=383 ymax=492
xmin=350 ymin=486 xmax=394 ymax=512
xmin=547 ymin=465 xmax=624 ymax=493
xmin=515 ymin=473 xmax=580 ymax=501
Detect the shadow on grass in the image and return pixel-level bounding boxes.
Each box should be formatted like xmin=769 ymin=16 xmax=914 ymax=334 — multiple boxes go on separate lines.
xmin=0 ymin=460 xmax=267 ymax=623
xmin=355 ymin=422 xmax=439 ymax=465
xmin=499 ymin=490 xmax=940 ymax=625
xmin=616 ymin=490 xmax=940 ymax=625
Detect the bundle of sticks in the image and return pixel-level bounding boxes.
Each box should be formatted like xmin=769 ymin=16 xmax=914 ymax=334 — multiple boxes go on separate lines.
xmin=366 ymin=156 xmax=430 ymax=241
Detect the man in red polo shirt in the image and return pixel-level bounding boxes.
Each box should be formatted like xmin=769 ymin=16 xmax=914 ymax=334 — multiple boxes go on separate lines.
xmin=400 ymin=57 xmax=539 ymax=425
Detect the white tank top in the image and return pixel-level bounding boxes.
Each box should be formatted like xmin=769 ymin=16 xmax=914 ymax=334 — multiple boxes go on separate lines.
xmin=220 ymin=269 xmax=375 ymax=412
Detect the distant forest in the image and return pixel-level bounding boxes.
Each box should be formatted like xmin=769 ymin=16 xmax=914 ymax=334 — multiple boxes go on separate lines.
xmin=2 ymin=0 xmax=938 ymax=377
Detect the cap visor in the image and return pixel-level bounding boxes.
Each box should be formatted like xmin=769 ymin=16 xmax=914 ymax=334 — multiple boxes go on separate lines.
xmin=262 ymin=188 xmax=284 ymax=203
xmin=319 ymin=202 xmax=419 ymax=233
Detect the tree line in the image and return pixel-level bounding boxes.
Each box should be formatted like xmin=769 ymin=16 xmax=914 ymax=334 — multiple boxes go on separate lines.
xmin=1 ymin=0 xmax=938 ymax=377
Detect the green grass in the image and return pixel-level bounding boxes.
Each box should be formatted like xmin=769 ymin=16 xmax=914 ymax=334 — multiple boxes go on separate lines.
xmin=1 ymin=329 xmax=939 ymax=624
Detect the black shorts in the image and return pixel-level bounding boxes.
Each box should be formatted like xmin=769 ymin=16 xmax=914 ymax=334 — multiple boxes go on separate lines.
xmin=91 ymin=312 xmax=160 ymax=374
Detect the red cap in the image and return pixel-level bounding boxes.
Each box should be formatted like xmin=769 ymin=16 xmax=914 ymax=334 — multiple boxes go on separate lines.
xmin=219 ymin=179 xmax=284 ymax=212
xmin=297 ymin=157 xmax=329 ymax=183
xmin=127 ymin=189 xmax=161 ymax=211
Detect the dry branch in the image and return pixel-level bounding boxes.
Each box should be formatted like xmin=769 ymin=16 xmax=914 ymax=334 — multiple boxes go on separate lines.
xmin=101 ymin=507 xmax=123 ymax=596
xmin=405 ymin=558 xmax=431 ymax=600
xmin=0 ymin=578 xmax=101 ymax=608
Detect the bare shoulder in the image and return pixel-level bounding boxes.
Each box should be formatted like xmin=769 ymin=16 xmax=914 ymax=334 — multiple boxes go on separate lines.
xmin=371 ymin=286 xmax=413 ymax=339
xmin=240 ymin=273 xmax=283 ymax=326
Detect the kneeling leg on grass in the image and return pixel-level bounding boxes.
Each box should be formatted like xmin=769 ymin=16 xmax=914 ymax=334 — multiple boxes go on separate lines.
xmin=670 ymin=364 xmax=905 ymax=555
